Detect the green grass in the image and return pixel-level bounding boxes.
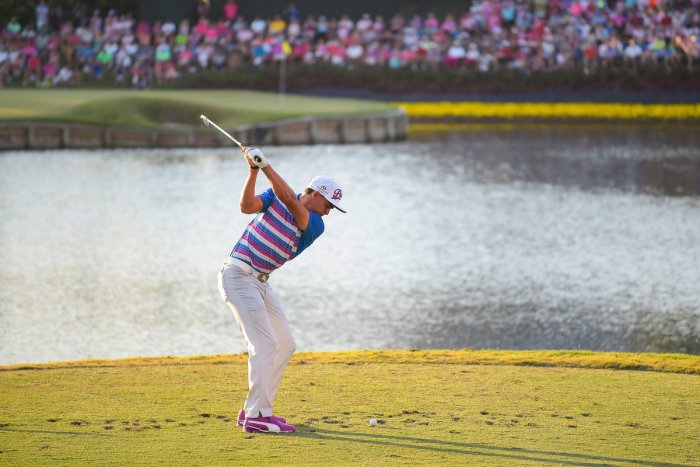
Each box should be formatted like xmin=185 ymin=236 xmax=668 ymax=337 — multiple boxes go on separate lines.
xmin=1 ymin=350 xmax=699 ymax=465
xmin=0 ymin=89 xmax=396 ymax=129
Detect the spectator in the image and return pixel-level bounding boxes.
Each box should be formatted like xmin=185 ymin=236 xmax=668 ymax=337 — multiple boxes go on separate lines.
xmin=236 ymin=18 xmax=254 ymax=43
xmin=197 ymin=0 xmax=211 ymax=21
xmin=36 ymin=0 xmax=50 ymax=32
xmin=373 ymin=15 xmax=385 ymax=38
xmin=285 ymin=3 xmax=300 ymax=22
xmin=89 ymin=9 xmax=102 ymax=36
xmin=162 ymin=19 xmax=176 ymax=37
xmin=287 ymin=19 xmax=301 ymax=40
xmin=224 ymin=1 xmax=239 ymax=22
xmin=42 ymin=52 xmax=59 ymax=85
xmin=154 ymin=39 xmax=172 ymax=83
xmin=2 ymin=0 xmax=697 ymax=89
xmin=314 ymin=16 xmax=329 ymax=43
xmin=337 ymin=15 xmax=354 ymax=42
xmin=0 ymin=44 xmax=8 ymax=87
xmin=445 ymin=40 xmax=466 ymax=68
xmin=442 ymin=13 xmax=458 ymax=37
xmin=624 ymin=38 xmax=643 ymax=66
xmin=345 ymin=36 xmax=363 ymax=65
xmin=424 ymin=13 xmax=439 ymax=34
xmin=356 ymin=13 xmax=372 ymax=35
xmin=251 ymin=38 xmax=268 ymax=66
xmin=53 ymin=65 xmax=74 ymax=86
xmin=251 ymin=16 xmax=267 ymax=36
xmin=131 ymin=58 xmax=147 ymax=89
xmin=24 ymin=45 xmax=41 ymax=85
xmin=136 ymin=19 xmax=150 ymax=45
xmin=193 ymin=17 xmax=209 ymax=41
xmin=164 ymin=60 xmax=179 ymax=82
xmin=6 ymin=17 xmax=21 ymax=36
xmin=269 ymin=15 xmax=286 ymax=36
xmin=465 ymin=42 xmax=481 ymax=68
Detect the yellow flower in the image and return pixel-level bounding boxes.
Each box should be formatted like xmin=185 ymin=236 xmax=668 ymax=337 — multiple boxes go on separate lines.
xmin=395 ymin=102 xmax=700 ymax=120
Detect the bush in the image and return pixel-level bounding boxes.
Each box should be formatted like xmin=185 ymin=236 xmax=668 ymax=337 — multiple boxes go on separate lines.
xmin=167 ymin=63 xmax=700 ymax=97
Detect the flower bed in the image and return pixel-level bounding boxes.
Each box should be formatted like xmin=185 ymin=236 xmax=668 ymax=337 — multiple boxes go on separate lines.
xmin=398 ymin=102 xmax=700 ymax=120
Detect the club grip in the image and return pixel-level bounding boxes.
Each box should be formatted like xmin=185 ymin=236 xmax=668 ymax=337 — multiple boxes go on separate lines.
xmin=248 ymin=148 xmax=269 ymax=168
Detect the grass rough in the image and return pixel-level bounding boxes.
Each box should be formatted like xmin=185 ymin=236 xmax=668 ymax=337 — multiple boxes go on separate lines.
xmin=0 ymin=89 xmax=396 ymax=129
xmin=1 ymin=350 xmax=699 ymax=465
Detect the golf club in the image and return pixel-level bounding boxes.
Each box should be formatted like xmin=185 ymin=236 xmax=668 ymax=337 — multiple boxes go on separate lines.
xmin=200 ymin=114 xmax=244 ymax=149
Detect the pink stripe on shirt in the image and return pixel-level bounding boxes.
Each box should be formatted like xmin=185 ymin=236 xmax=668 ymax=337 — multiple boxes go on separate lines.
xmin=268 ymin=202 xmax=299 ymax=239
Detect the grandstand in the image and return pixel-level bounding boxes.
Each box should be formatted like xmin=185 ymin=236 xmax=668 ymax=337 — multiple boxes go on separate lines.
xmin=0 ymin=0 xmax=697 ymax=90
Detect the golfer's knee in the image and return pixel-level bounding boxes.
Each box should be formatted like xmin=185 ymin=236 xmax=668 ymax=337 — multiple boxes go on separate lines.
xmin=248 ymin=333 xmax=294 ymax=358
xmin=248 ymin=335 xmax=277 ymax=358
xmin=278 ymin=337 xmax=296 ymax=358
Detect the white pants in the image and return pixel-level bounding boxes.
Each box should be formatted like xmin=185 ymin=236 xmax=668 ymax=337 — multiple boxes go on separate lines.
xmin=218 ymin=263 xmax=296 ymax=418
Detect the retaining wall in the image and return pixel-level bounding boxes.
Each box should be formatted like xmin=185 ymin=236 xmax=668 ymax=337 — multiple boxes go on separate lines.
xmin=0 ymin=109 xmax=408 ymax=151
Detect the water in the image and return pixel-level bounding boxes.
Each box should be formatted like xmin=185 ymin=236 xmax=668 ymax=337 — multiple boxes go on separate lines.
xmin=1 ymin=124 xmax=699 ymax=364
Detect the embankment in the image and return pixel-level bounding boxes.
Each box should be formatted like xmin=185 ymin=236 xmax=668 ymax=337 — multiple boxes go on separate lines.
xmin=0 ymin=109 xmax=408 ymax=150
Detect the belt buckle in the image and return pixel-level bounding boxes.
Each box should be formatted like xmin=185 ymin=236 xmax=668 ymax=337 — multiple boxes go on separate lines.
xmin=256 ymin=272 xmax=269 ymax=283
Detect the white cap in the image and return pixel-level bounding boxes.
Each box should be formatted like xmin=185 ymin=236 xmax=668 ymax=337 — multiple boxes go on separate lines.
xmin=307 ymin=175 xmax=346 ymax=213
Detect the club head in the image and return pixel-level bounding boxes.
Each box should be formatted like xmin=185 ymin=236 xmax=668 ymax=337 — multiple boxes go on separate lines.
xmin=200 ymin=115 xmax=210 ymax=128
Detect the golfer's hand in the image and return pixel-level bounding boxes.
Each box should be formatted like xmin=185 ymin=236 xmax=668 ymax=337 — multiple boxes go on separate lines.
xmin=245 ymin=147 xmax=270 ymax=169
xmin=241 ymin=147 xmax=256 ymax=169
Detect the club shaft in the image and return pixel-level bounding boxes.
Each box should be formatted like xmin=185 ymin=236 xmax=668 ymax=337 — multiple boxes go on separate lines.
xmin=206 ymin=118 xmax=243 ymax=148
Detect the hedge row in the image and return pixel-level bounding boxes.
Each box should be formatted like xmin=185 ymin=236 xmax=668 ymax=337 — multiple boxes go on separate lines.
xmin=165 ymin=64 xmax=700 ymax=99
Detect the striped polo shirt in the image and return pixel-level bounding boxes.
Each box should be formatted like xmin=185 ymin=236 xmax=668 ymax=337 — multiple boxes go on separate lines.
xmin=230 ymin=188 xmax=324 ymax=274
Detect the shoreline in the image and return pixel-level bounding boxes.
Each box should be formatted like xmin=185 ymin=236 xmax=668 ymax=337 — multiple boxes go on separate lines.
xmin=2 ymin=102 xmax=698 ymax=151
xmin=3 ymin=349 xmax=699 ymax=375
xmin=0 ymin=109 xmax=408 ymax=150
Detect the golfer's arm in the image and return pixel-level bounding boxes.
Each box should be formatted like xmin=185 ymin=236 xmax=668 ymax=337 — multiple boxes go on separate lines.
xmin=261 ymin=165 xmax=310 ymax=230
xmin=240 ymin=167 xmax=264 ymax=214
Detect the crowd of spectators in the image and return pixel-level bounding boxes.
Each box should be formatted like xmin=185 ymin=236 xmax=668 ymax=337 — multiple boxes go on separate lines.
xmin=1 ymin=0 xmax=698 ymax=89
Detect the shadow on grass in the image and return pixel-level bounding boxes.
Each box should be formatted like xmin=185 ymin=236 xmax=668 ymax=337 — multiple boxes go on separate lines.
xmin=295 ymin=427 xmax=692 ymax=467
xmin=0 ymin=427 xmax=114 ymax=438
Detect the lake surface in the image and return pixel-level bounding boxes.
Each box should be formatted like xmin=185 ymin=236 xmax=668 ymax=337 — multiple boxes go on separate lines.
xmin=1 ymin=124 xmax=699 ymax=364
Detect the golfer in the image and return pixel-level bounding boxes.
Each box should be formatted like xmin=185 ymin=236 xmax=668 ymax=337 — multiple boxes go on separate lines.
xmin=217 ymin=146 xmax=346 ymax=434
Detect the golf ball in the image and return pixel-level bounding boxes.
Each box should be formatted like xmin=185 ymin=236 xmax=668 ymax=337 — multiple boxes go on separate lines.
xmin=369 ymin=418 xmax=377 ymax=426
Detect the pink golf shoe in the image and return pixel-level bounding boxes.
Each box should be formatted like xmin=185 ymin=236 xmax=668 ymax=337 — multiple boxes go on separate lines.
xmin=242 ymin=416 xmax=296 ymax=433
xmin=237 ymin=409 xmax=286 ymax=427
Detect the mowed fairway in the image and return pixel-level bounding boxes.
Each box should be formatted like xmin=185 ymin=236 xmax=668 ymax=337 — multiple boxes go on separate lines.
xmin=1 ymin=351 xmax=698 ymax=465
xmin=0 ymin=89 xmax=395 ymax=128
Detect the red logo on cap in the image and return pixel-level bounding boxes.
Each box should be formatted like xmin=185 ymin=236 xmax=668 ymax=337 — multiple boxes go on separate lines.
xmin=332 ymin=188 xmax=343 ymax=200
